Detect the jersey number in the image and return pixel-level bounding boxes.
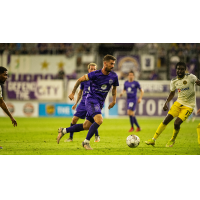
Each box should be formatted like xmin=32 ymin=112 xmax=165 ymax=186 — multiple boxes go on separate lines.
xmin=129 ymin=102 xmax=134 ymax=107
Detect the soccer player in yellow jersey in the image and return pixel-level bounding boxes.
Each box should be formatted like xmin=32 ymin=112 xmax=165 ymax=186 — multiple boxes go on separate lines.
xmin=145 ymin=62 xmax=200 ymax=147
xmin=197 ymin=109 xmax=200 ymax=145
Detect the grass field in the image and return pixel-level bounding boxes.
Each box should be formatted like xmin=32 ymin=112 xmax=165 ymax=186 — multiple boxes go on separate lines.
xmin=0 ymin=117 xmax=200 ymax=155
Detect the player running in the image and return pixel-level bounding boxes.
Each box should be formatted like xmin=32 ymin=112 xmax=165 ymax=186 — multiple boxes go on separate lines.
xmin=119 ymin=71 xmax=144 ymax=132
xmin=145 ymin=61 xmax=200 ymax=147
xmin=0 ymin=66 xmax=17 ymax=149
xmin=64 ymin=63 xmax=100 ymax=143
xmin=57 ymin=55 xmax=119 ymax=150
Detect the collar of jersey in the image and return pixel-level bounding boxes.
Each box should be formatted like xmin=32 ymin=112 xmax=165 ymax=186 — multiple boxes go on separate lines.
xmin=177 ymin=75 xmax=185 ymax=80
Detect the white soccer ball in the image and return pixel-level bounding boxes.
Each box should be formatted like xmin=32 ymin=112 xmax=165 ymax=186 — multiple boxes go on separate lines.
xmin=126 ymin=135 xmax=140 ymax=148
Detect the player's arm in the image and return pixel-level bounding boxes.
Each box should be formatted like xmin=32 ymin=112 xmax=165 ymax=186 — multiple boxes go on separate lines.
xmin=195 ymin=79 xmax=200 ymax=86
xmin=119 ymin=89 xmax=126 ymax=97
xmin=72 ymin=89 xmax=83 ymax=110
xmin=138 ymin=88 xmax=144 ymax=103
xmin=0 ymin=98 xmax=17 ymax=127
xmin=108 ymin=86 xmax=117 ymax=110
xmin=163 ymin=91 xmax=175 ymax=111
xmin=68 ymin=74 xmax=89 ymax=101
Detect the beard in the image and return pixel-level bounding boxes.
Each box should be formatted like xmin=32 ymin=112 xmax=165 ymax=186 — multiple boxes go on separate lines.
xmin=0 ymin=80 xmax=5 ymax=84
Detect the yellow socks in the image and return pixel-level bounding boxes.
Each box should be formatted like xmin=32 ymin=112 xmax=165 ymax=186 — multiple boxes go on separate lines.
xmin=171 ymin=128 xmax=180 ymax=141
xmin=197 ymin=123 xmax=200 ymax=145
xmin=153 ymin=122 xmax=167 ymax=140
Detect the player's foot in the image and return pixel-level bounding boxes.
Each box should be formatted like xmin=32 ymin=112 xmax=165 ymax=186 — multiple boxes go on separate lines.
xmin=145 ymin=139 xmax=155 ymax=146
xmin=57 ymin=127 xmax=64 ymax=144
xmin=135 ymin=127 xmax=141 ymax=132
xmin=0 ymin=146 xmax=3 ymax=149
xmin=129 ymin=127 xmax=134 ymax=132
xmin=94 ymin=136 xmax=100 ymax=142
xmin=82 ymin=141 xmax=93 ymax=150
xmin=64 ymin=137 xmax=73 ymax=142
xmin=166 ymin=140 xmax=175 ymax=147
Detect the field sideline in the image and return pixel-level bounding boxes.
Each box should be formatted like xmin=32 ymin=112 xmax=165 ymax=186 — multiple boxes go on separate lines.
xmin=0 ymin=117 xmax=200 ymax=155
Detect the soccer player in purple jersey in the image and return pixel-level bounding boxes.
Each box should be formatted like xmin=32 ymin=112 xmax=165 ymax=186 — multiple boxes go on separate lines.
xmin=119 ymin=71 xmax=144 ymax=132
xmin=57 ymin=55 xmax=119 ymax=150
xmin=64 ymin=63 xmax=100 ymax=142
xmin=0 ymin=66 xmax=17 ymax=149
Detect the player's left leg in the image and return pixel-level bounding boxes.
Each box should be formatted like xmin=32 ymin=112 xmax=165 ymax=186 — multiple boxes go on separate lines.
xmin=65 ymin=116 xmax=80 ymax=142
xmin=127 ymin=109 xmax=134 ymax=132
xmin=197 ymin=123 xmax=200 ymax=145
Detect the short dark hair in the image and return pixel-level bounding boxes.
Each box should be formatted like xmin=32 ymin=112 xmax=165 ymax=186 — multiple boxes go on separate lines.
xmin=129 ymin=70 xmax=134 ymax=75
xmin=103 ymin=54 xmax=116 ymax=62
xmin=0 ymin=66 xmax=7 ymax=74
xmin=175 ymin=62 xmax=186 ymax=70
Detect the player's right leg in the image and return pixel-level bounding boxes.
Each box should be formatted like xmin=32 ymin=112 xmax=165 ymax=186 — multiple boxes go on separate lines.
xmin=145 ymin=114 xmax=174 ymax=146
xmin=128 ymin=109 xmax=134 ymax=132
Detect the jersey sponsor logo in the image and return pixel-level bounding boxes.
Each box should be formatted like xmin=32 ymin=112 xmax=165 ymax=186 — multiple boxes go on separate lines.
xmin=101 ymin=84 xmax=107 ymax=90
xmin=109 ymin=79 xmax=113 ymax=85
xmin=183 ymin=80 xmax=187 ymax=85
xmin=178 ymin=87 xmax=189 ymax=92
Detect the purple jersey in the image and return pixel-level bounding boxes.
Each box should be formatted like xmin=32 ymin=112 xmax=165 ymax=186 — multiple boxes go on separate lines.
xmin=87 ymin=70 xmax=119 ymax=104
xmin=124 ymin=80 xmax=141 ymax=100
xmin=80 ymin=80 xmax=91 ymax=104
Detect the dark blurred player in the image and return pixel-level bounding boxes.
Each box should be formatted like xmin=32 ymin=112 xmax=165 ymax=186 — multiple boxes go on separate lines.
xmin=197 ymin=109 xmax=200 ymax=146
xmin=57 ymin=55 xmax=119 ymax=150
xmin=0 ymin=66 xmax=17 ymax=149
xmin=119 ymin=71 xmax=144 ymax=132
xmin=64 ymin=63 xmax=100 ymax=142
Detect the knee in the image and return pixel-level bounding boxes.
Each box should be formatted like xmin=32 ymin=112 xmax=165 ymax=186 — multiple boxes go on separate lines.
xmin=71 ymin=117 xmax=79 ymax=124
xmin=83 ymin=124 xmax=90 ymax=130
xmin=96 ymin=118 xmax=103 ymax=125
xmin=174 ymin=122 xmax=180 ymax=130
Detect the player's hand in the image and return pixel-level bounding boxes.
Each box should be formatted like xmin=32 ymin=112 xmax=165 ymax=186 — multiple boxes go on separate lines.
xmin=68 ymin=93 xmax=75 ymax=101
xmin=138 ymin=98 xmax=142 ymax=103
xmin=163 ymin=103 xmax=168 ymax=111
xmin=195 ymin=79 xmax=200 ymax=86
xmin=11 ymin=117 xmax=17 ymax=127
xmin=72 ymin=104 xmax=77 ymax=110
xmin=108 ymin=102 xmax=116 ymax=109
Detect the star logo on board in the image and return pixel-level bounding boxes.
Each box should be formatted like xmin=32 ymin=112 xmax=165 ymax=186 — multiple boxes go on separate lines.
xmin=58 ymin=61 xmax=65 ymax=69
xmin=41 ymin=60 xmax=49 ymax=70
xmin=15 ymin=58 xmax=20 ymax=69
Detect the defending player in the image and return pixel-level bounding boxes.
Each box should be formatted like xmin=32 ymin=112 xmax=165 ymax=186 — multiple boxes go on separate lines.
xmin=0 ymin=66 xmax=17 ymax=149
xmin=64 ymin=63 xmax=100 ymax=142
xmin=197 ymin=109 xmax=200 ymax=146
xmin=119 ymin=71 xmax=144 ymax=132
xmin=145 ymin=62 xmax=200 ymax=147
xmin=57 ymin=55 xmax=119 ymax=150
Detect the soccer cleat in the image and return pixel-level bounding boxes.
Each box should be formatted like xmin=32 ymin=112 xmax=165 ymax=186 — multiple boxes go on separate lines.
xmin=64 ymin=137 xmax=73 ymax=142
xmin=135 ymin=127 xmax=141 ymax=132
xmin=166 ymin=140 xmax=175 ymax=147
xmin=82 ymin=141 xmax=93 ymax=150
xmin=94 ymin=136 xmax=100 ymax=142
xmin=57 ymin=127 xmax=64 ymax=144
xmin=129 ymin=127 xmax=134 ymax=132
xmin=145 ymin=139 xmax=155 ymax=146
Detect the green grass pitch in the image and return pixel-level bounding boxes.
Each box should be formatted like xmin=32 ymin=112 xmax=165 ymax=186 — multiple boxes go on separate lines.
xmin=0 ymin=117 xmax=200 ymax=155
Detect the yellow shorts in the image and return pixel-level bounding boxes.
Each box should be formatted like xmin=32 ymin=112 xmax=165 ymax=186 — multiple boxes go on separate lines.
xmin=168 ymin=101 xmax=193 ymax=122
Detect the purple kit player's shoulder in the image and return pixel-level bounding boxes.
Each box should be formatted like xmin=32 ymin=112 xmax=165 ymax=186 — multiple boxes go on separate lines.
xmin=88 ymin=69 xmax=101 ymax=80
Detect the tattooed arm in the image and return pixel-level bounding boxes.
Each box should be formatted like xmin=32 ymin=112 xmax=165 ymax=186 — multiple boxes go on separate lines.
xmin=108 ymin=86 xmax=117 ymax=110
xmin=72 ymin=89 xmax=83 ymax=110
xmin=68 ymin=74 xmax=89 ymax=101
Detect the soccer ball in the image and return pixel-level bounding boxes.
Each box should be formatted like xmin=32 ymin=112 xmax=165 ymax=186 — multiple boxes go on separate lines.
xmin=126 ymin=135 xmax=140 ymax=148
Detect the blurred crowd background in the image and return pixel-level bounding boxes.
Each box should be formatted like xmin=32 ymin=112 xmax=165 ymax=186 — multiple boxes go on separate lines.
xmin=0 ymin=43 xmax=200 ymax=80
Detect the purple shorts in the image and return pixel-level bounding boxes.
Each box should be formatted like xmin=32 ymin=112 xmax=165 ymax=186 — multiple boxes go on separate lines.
xmin=74 ymin=103 xmax=87 ymax=119
xmin=85 ymin=97 xmax=103 ymax=120
xmin=127 ymin=100 xmax=137 ymax=111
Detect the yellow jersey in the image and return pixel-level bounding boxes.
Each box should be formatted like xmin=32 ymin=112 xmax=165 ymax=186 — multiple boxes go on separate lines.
xmin=170 ymin=73 xmax=197 ymax=109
